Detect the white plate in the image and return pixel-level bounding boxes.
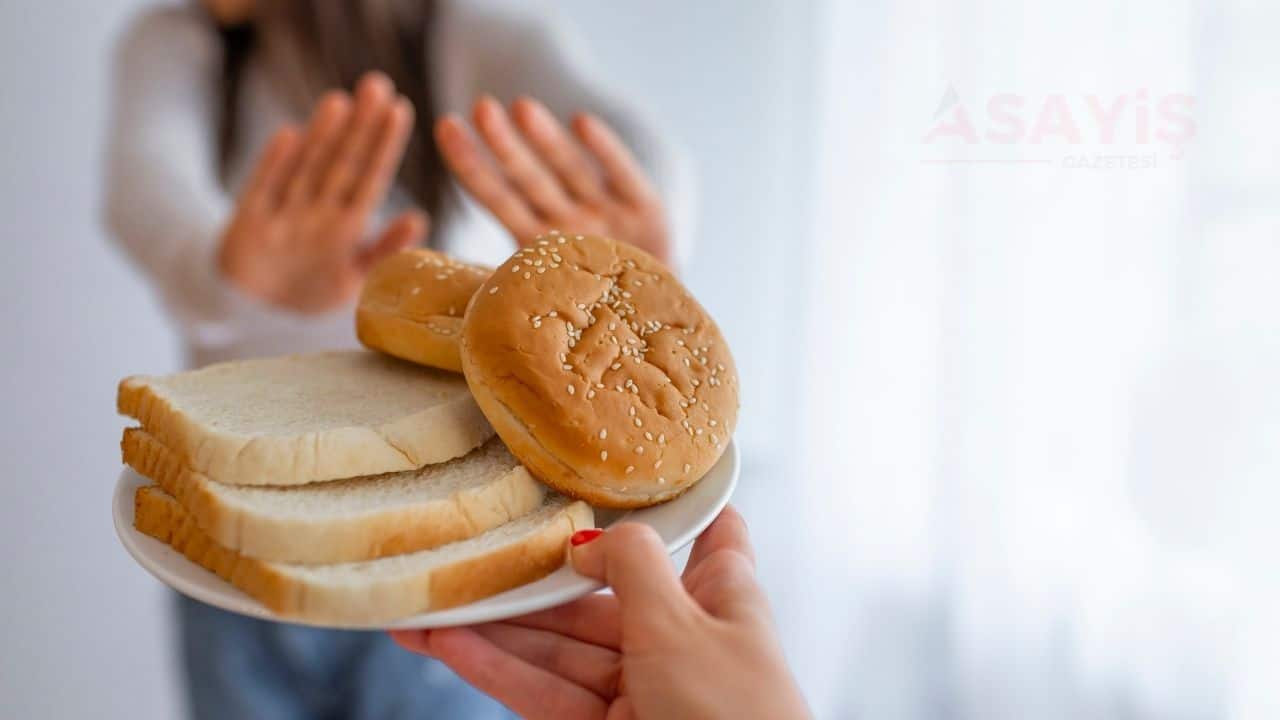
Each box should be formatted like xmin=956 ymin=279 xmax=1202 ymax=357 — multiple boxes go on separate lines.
xmin=113 ymin=441 xmax=739 ymax=630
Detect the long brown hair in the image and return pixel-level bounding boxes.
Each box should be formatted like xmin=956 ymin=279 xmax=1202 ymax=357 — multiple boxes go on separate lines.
xmin=215 ymin=0 xmax=452 ymax=230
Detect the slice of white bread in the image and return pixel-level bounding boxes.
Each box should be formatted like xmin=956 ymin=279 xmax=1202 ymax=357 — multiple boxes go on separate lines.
xmin=117 ymin=351 xmax=494 ymax=486
xmin=123 ymin=429 xmax=546 ymax=564
xmin=134 ymin=485 xmax=594 ymax=624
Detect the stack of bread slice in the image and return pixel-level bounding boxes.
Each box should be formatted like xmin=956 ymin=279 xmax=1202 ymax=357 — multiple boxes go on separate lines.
xmin=119 ymin=351 xmax=592 ymax=624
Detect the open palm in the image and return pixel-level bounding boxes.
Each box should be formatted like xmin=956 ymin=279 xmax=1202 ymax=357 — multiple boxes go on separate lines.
xmin=435 ymin=96 xmax=670 ymax=265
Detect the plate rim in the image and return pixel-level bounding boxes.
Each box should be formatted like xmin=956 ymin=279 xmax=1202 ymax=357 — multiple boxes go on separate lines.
xmin=113 ymin=440 xmax=739 ymax=630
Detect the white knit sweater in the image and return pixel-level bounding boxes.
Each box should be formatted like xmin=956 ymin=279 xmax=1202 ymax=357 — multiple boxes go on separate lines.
xmin=103 ymin=1 xmax=692 ymax=368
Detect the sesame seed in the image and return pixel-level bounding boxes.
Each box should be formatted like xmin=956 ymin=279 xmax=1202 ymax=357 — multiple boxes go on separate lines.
xmin=587 ymin=390 xmax=596 ymax=399
xmin=599 ymin=429 xmax=607 ymax=440
xmin=600 ymin=450 xmax=608 ymax=461
xmin=711 ymin=434 xmax=719 ymax=444
xmin=511 ymin=265 xmax=520 ymax=273
xmin=658 ymin=477 xmax=666 ymax=484
xmin=524 ymin=272 xmax=532 ymax=279
xmin=523 ymin=259 xmax=533 ymax=266
xmin=692 ymin=379 xmax=701 ymax=387
xmin=658 ymin=434 xmax=666 ymax=444
xmin=709 ymin=419 xmax=718 ymax=427
xmin=629 ymin=407 xmax=636 ymax=416
xmin=625 ymin=465 xmax=635 ymax=474
xmin=611 ymin=363 xmax=621 ymax=370
xmin=635 ymin=446 xmax=645 ymax=454
xmin=684 ymin=463 xmax=692 ymax=473
xmin=410 ymin=287 xmax=421 ymax=295
xmin=563 ymin=364 xmax=573 ymax=370
xmin=537 ymin=268 xmax=546 ymax=274
xmin=655 ymin=460 xmax=663 ymax=469
xmin=696 ymin=428 xmax=703 ymax=435
xmin=567 ymin=384 xmax=575 ymax=395
xmin=634 ymin=418 xmax=642 ymax=427
xmin=488 ymin=286 xmax=499 ymax=295
xmin=548 ymin=311 xmax=558 ymax=317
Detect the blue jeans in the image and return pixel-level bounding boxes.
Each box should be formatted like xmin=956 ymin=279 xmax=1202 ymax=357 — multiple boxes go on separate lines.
xmin=175 ymin=594 xmax=513 ymax=720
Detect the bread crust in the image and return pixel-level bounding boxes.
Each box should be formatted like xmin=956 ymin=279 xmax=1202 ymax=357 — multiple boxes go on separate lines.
xmin=357 ymin=249 xmax=491 ymax=372
xmin=134 ymin=486 xmax=593 ymax=624
xmin=357 ymin=307 xmax=465 ymax=372
xmin=122 ymin=428 xmax=545 ymax=564
xmin=117 ymin=351 xmax=494 ymax=486
xmin=460 ymin=234 xmax=739 ymax=508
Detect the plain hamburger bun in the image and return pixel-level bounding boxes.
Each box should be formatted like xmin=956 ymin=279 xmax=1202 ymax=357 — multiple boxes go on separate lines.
xmin=357 ymin=249 xmax=491 ymax=372
xmin=460 ymin=233 xmax=739 ymax=508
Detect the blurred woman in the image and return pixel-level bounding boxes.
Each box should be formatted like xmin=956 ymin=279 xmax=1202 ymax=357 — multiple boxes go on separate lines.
xmin=103 ymin=1 xmax=690 ymax=717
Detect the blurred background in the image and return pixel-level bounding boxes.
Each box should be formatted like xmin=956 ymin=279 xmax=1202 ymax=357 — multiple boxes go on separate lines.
xmin=2 ymin=0 xmax=1276 ymax=718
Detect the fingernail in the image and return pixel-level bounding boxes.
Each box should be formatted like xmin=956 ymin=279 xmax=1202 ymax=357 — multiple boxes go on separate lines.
xmin=570 ymin=528 xmax=603 ymax=546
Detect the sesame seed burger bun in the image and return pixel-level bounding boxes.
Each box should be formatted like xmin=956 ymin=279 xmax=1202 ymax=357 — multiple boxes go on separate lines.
xmin=460 ymin=233 xmax=739 ymax=509
xmin=357 ymin=249 xmax=491 ymax=372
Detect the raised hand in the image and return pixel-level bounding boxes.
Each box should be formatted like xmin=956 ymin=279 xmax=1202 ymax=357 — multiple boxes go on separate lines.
xmin=391 ymin=507 xmax=810 ymax=720
xmin=435 ymin=96 xmax=671 ymax=265
xmin=218 ymin=72 xmax=426 ymax=313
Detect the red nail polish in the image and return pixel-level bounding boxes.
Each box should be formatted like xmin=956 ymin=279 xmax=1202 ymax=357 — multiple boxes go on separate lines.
xmin=570 ymin=528 xmax=603 ymax=546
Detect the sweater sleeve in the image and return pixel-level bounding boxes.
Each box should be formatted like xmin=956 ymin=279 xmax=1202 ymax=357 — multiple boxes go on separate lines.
xmin=437 ymin=2 xmax=697 ymax=271
xmin=102 ymin=7 xmax=301 ymax=349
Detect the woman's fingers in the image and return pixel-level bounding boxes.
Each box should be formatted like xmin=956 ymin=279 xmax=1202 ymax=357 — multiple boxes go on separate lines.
xmin=472 ymin=96 xmax=576 ymax=218
xmin=356 ymin=210 xmax=427 ymax=270
xmin=680 ymin=507 xmax=767 ymax=621
xmin=282 ymin=92 xmax=351 ymax=206
xmin=389 ymin=629 xmax=431 ymax=655
xmin=684 ymin=505 xmax=755 ymax=572
xmin=348 ymin=97 xmax=415 ymax=212
xmin=508 ymin=592 xmax=622 ymax=649
xmin=569 ymin=523 xmax=699 ymax=640
xmin=572 ymin=113 xmax=658 ymax=207
xmin=426 ymin=627 xmax=609 ymax=720
xmin=471 ymin=623 xmax=622 ymax=699
xmin=511 ymin=97 xmax=608 ymax=204
xmin=321 ymin=73 xmax=398 ymax=206
xmin=239 ymin=125 xmax=302 ymax=213
xmin=435 ymin=114 xmax=543 ymax=243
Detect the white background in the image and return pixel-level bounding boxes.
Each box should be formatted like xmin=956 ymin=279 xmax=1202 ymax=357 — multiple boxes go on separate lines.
xmin=4 ymin=1 xmax=1277 ymax=719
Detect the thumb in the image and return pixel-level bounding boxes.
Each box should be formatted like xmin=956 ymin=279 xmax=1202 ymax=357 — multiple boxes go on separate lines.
xmin=357 ymin=210 xmax=429 ymax=270
xmin=569 ymin=523 xmax=696 ymax=632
